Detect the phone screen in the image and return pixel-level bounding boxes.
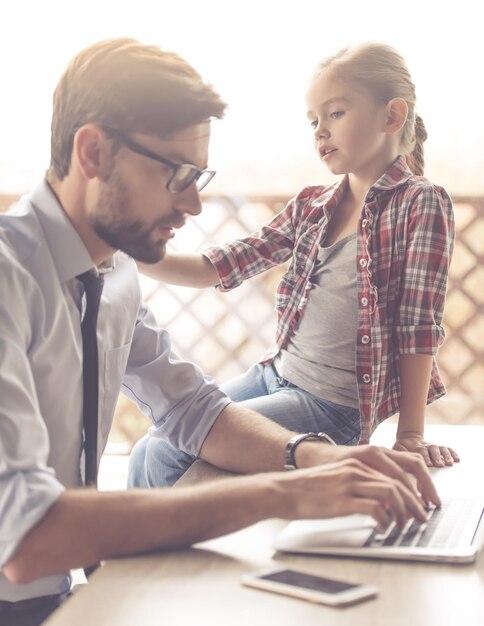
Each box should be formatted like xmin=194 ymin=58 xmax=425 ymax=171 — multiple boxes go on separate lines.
xmin=258 ymin=570 xmax=359 ymax=594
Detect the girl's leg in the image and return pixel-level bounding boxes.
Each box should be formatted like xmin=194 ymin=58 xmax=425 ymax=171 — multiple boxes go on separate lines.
xmin=127 ymin=434 xmax=149 ymax=487
xmin=219 ymin=362 xmax=272 ymax=401
xmin=127 ymin=434 xmax=197 ymax=488
xmin=127 ymin=363 xmax=273 ymax=488
xmin=236 ymin=377 xmax=361 ymax=446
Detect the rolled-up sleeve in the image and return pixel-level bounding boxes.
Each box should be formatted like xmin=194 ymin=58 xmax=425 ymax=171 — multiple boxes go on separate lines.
xmin=203 ymin=195 xmax=299 ymax=292
xmin=394 ymin=186 xmax=454 ymax=354
xmin=0 ymin=470 xmax=64 ymax=565
xmin=0 ymin=254 xmax=65 ymax=566
xmin=122 ymin=303 xmax=232 ymax=456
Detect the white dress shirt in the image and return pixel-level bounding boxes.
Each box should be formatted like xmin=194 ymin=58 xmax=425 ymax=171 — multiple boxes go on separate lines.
xmin=0 ymin=180 xmax=230 ymax=601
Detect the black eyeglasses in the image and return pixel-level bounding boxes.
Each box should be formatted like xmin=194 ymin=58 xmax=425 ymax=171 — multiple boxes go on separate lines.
xmin=101 ymin=125 xmax=216 ymax=193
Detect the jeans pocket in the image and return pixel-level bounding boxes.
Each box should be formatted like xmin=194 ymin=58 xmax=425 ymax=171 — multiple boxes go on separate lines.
xmin=276 ymin=376 xmax=296 ymax=389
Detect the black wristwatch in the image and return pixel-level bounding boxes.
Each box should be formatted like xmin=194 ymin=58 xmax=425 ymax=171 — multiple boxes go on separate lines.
xmin=284 ymin=431 xmax=337 ymax=470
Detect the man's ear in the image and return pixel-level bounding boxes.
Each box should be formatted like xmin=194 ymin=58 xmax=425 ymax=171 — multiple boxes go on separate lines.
xmin=384 ymin=97 xmax=408 ymax=135
xmin=73 ymin=124 xmax=112 ymax=180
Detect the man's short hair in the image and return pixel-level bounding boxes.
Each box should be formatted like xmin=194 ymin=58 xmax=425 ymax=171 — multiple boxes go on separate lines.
xmin=49 ymin=37 xmax=227 ymax=179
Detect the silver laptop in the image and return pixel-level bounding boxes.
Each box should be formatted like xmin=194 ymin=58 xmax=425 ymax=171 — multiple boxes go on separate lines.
xmin=273 ymin=467 xmax=484 ymax=564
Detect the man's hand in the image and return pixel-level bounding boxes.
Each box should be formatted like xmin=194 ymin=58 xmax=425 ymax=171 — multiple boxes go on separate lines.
xmin=274 ymin=457 xmax=429 ymax=530
xmin=295 ymin=441 xmax=441 ymax=508
xmin=393 ymin=433 xmax=460 ymax=468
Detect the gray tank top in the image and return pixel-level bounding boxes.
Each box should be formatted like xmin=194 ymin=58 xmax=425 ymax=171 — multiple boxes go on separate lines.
xmin=274 ymin=233 xmax=359 ymax=408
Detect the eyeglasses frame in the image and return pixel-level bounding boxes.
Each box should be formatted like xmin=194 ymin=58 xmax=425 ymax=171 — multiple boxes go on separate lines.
xmin=100 ymin=125 xmax=216 ymax=193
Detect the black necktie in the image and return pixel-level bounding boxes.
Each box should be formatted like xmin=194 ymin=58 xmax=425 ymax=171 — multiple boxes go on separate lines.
xmin=77 ymin=270 xmax=104 ymax=488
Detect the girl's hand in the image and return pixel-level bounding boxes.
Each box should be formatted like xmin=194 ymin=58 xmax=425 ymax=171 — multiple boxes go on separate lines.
xmin=393 ymin=434 xmax=460 ymax=467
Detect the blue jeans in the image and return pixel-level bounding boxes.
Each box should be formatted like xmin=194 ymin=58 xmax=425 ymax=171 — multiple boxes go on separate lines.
xmin=127 ymin=362 xmax=361 ymax=488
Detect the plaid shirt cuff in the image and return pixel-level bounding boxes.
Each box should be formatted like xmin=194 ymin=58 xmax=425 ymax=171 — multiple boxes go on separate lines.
xmin=394 ymin=324 xmax=445 ymax=354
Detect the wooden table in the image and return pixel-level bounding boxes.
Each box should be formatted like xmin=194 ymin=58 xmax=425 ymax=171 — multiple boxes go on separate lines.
xmin=44 ymin=424 xmax=484 ymax=625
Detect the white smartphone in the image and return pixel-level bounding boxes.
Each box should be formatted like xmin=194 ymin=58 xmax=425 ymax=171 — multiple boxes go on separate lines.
xmin=241 ymin=567 xmax=378 ymax=607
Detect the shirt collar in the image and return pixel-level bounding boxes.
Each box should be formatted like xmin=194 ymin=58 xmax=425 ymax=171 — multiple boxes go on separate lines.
xmin=311 ymin=154 xmax=413 ymax=212
xmin=29 ymin=179 xmax=114 ymax=283
xmin=367 ymin=155 xmax=413 ymax=196
xmin=310 ymin=176 xmax=347 ymax=212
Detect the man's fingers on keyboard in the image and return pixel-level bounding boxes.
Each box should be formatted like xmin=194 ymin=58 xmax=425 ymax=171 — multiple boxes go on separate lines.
xmin=395 ymin=484 xmax=428 ymax=525
xmin=353 ymin=480 xmax=418 ymax=528
xmin=389 ymin=450 xmax=441 ymax=508
xmin=356 ymin=499 xmax=392 ymax=530
xmin=361 ymin=447 xmax=420 ymax=497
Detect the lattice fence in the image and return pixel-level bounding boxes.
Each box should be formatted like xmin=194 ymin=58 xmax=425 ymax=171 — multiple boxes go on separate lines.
xmin=428 ymin=196 xmax=484 ymax=424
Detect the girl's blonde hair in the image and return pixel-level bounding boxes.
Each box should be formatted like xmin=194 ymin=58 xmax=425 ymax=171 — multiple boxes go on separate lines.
xmin=316 ymin=42 xmax=427 ymax=176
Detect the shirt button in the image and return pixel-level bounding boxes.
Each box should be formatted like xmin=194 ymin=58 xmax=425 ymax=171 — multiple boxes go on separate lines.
xmin=359 ymin=258 xmax=367 ymax=268
xmin=361 ymin=297 xmax=368 ymax=306
xmin=362 ymin=219 xmax=368 ymax=227
xmin=362 ymin=374 xmax=371 ymax=383
xmin=361 ymin=335 xmax=370 ymax=344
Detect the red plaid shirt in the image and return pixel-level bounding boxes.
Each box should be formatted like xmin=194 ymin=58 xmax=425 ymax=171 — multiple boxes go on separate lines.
xmin=204 ymin=157 xmax=454 ymax=443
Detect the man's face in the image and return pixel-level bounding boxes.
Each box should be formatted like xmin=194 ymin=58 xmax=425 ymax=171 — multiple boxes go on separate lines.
xmin=90 ymin=122 xmax=211 ymax=263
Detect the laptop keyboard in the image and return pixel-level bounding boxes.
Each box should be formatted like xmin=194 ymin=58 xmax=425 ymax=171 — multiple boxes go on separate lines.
xmin=364 ymin=499 xmax=480 ymax=549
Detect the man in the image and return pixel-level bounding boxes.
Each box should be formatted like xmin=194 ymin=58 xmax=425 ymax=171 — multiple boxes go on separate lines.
xmin=0 ymin=38 xmax=438 ymax=625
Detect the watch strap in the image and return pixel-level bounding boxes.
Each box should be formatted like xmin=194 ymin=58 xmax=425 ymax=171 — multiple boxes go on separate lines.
xmin=284 ymin=431 xmax=336 ymax=470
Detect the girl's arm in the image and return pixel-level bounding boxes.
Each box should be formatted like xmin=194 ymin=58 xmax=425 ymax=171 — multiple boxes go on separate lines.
xmin=138 ymin=253 xmax=219 ymax=288
xmin=391 ymin=185 xmax=458 ymax=468
xmin=138 ymin=191 xmax=309 ymax=291
xmin=392 ymin=353 xmax=460 ymax=467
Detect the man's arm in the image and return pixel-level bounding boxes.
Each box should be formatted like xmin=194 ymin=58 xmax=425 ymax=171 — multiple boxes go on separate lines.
xmin=3 ymin=373 xmax=436 ymax=585
xmin=200 ymin=402 xmax=440 ymax=507
xmin=3 ymin=480 xmax=276 ymax=584
xmin=4 ymin=452 xmax=429 ymax=585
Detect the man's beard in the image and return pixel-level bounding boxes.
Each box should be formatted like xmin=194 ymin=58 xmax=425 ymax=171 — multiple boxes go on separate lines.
xmin=91 ymin=170 xmax=168 ymax=264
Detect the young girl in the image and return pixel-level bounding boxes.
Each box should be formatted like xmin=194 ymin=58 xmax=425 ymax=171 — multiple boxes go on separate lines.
xmin=129 ymin=42 xmax=458 ymax=488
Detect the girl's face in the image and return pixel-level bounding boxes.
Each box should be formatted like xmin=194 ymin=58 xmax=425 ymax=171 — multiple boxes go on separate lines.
xmin=306 ymin=72 xmax=395 ymax=184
